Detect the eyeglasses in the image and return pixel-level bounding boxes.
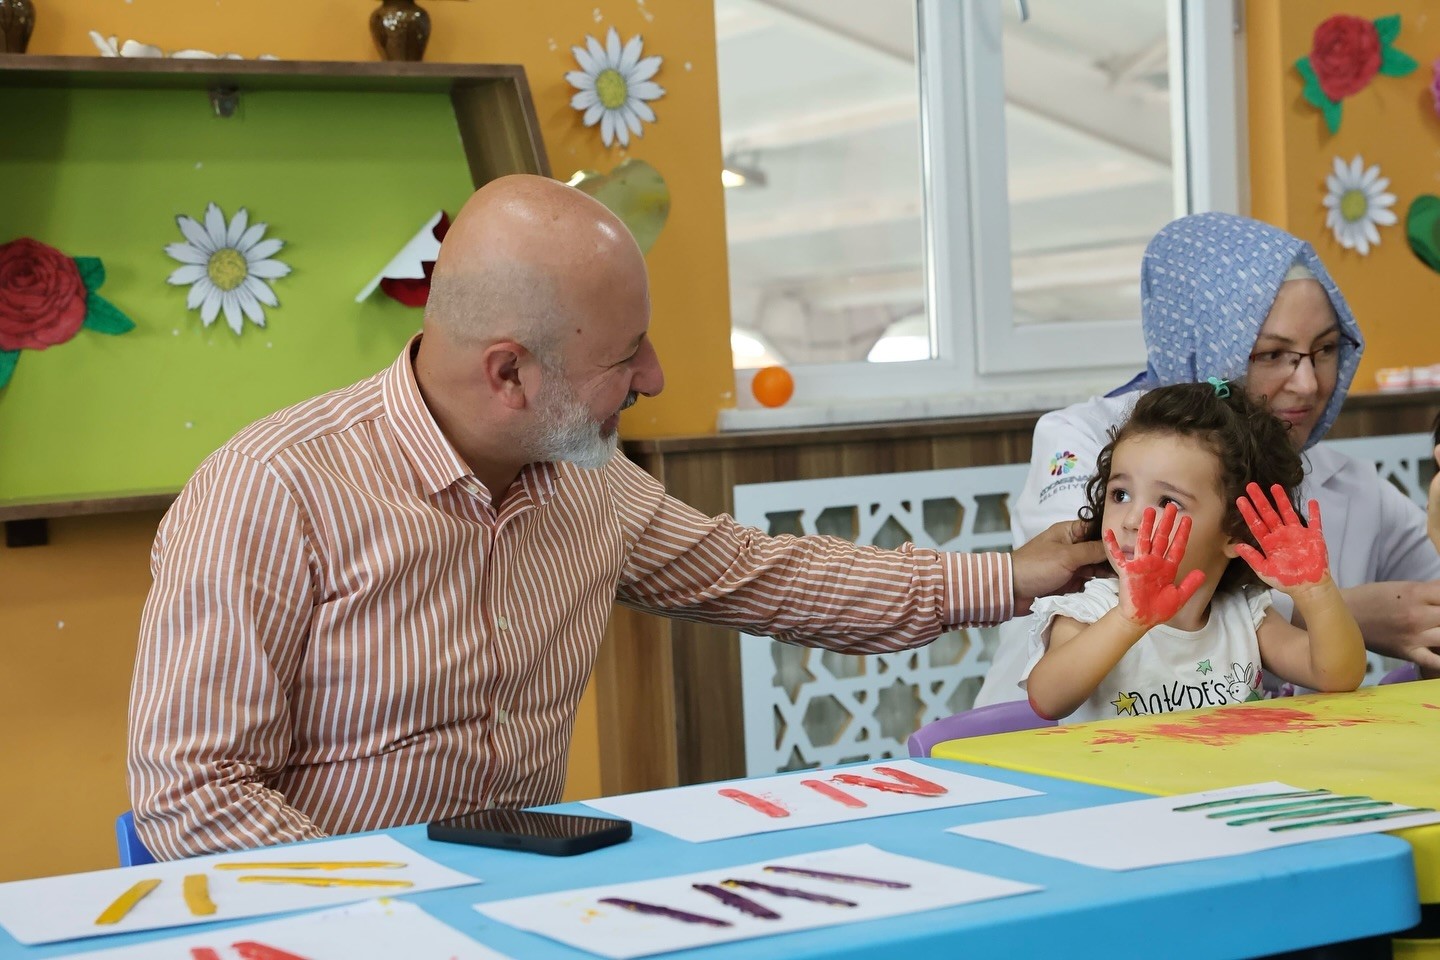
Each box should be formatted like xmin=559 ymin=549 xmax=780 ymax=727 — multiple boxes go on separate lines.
xmin=1247 ymin=339 xmax=1353 ymax=379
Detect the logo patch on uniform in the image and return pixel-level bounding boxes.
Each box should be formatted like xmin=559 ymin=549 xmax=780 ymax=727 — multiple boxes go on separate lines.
xmin=1048 ymin=451 xmax=1078 ymax=476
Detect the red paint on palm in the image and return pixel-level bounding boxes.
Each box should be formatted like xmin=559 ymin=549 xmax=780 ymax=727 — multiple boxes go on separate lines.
xmin=1104 ymin=504 xmax=1206 ymax=626
xmin=1235 ymin=483 xmax=1328 ymax=588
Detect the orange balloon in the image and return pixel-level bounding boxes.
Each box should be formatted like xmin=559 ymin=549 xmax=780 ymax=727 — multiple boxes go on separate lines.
xmin=752 ymin=365 xmax=795 ymax=408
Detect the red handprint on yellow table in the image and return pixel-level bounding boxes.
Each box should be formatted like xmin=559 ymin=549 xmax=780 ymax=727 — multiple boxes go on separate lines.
xmin=1234 ymin=482 xmax=1329 ymax=589
xmin=1103 ymin=502 xmax=1207 ymax=627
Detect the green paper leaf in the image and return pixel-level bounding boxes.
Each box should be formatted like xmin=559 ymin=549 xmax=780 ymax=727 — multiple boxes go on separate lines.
xmin=1379 ymin=46 xmax=1417 ymax=77
xmin=73 ymin=256 xmax=105 ymax=293
xmin=0 ymin=349 xmax=17 ymax=389
xmin=1374 ymin=14 xmax=1400 ymax=45
xmin=1321 ymin=98 xmax=1342 ymax=134
xmin=82 ymin=292 xmax=135 ymax=335
xmin=1296 ymin=57 xmax=1341 ymax=133
xmin=1405 ymin=195 xmax=1440 ymax=275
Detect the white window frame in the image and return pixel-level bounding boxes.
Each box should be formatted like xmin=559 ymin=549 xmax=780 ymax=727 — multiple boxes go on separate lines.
xmin=721 ymin=0 xmax=1241 ymax=431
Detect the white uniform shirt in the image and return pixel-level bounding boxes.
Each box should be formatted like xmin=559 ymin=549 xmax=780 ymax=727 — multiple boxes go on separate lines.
xmin=976 ymin=393 xmax=1440 ymax=707
xmin=1019 ymin=578 xmax=1270 ymax=725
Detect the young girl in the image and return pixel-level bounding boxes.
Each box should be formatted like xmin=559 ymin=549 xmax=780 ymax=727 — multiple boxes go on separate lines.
xmin=1023 ymin=381 xmax=1366 ymax=724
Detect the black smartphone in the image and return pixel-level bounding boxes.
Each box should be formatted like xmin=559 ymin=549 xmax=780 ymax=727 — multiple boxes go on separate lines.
xmin=426 ymin=808 xmax=632 ymax=856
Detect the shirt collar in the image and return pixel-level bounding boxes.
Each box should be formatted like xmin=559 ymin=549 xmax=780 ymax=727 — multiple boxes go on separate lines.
xmin=382 ymin=334 xmax=561 ymax=504
xmin=382 ymin=335 xmax=474 ymax=497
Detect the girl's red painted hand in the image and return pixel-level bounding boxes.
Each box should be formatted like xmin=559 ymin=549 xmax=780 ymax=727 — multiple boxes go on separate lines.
xmin=1103 ymin=502 xmax=1207 ymax=628
xmin=1234 ymin=482 xmax=1329 ymax=589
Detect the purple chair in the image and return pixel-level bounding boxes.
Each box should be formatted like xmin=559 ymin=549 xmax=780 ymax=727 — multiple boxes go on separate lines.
xmin=907 ymin=700 xmax=1057 ymax=757
xmin=1380 ymin=662 xmax=1420 ymax=685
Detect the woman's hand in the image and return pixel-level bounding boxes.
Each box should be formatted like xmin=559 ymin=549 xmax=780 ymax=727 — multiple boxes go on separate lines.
xmin=1103 ymin=502 xmax=1206 ymax=627
xmin=1234 ymin=482 xmax=1330 ymax=594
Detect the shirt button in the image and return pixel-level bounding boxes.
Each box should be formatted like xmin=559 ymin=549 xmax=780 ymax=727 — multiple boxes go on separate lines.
xmin=497 ymin=614 xmax=510 ymax=630
xmin=496 ymin=708 xmax=509 ymax=724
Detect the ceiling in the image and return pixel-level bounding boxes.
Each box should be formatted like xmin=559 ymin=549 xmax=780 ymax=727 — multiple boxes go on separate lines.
xmin=715 ymin=0 xmax=1177 ymax=366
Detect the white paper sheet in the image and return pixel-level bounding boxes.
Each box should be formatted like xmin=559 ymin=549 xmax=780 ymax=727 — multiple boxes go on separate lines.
xmin=583 ymin=759 xmax=1040 ymax=842
xmin=53 ymin=900 xmax=509 ymax=960
xmin=0 ymin=835 xmax=480 ymax=946
xmin=355 ymin=211 xmax=445 ymax=301
xmin=949 ymin=780 xmax=1440 ymax=870
xmin=475 ymin=843 xmax=1040 ymax=959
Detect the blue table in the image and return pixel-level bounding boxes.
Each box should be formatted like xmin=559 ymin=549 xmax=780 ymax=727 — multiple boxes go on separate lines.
xmin=0 ymin=761 xmax=1420 ymax=960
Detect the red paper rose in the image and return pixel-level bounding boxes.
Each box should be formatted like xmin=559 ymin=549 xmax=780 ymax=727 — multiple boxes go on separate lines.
xmin=1310 ymin=15 xmax=1381 ymax=101
xmin=0 ymin=237 xmax=88 ymax=351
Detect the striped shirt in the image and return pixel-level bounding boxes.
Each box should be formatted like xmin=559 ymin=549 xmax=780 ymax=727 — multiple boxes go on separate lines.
xmin=129 ymin=341 xmax=1013 ymax=860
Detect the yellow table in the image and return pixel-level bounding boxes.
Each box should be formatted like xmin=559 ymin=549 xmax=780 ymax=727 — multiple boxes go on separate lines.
xmin=935 ymin=681 xmax=1440 ymax=955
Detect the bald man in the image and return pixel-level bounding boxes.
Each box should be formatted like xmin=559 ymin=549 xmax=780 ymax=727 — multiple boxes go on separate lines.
xmin=129 ymin=176 xmax=1103 ymax=859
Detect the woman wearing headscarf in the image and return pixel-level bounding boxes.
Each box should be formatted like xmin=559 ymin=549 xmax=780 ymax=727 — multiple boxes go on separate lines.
xmin=977 ymin=212 xmax=1440 ymax=705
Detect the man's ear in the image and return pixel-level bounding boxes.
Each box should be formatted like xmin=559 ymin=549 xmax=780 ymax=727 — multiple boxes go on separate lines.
xmin=481 ymin=340 xmax=534 ymax=412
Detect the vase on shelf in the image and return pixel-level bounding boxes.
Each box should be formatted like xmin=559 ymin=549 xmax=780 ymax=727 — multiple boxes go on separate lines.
xmin=370 ymin=0 xmax=430 ymax=62
xmin=0 ymin=0 xmax=35 ymax=54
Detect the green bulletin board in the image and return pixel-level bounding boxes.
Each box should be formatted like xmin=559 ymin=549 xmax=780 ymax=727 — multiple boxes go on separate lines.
xmin=0 ymin=82 xmax=477 ymax=503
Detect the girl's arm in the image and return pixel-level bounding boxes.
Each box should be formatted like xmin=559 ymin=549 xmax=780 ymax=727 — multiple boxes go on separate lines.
xmin=1027 ymin=504 xmax=1206 ymax=720
xmin=1027 ymin=609 xmax=1148 ymax=720
xmin=1238 ymin=484 xmax=1366 ymax=692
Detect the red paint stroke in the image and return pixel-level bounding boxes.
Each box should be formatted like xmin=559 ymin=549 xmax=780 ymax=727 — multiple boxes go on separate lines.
xmin=831 ymin=773 xmax=942 ymax=797
xmin=872 ymin=765 xmax=949 ymax=796
xmin=189 ymin=949 xmax=222 ymax=960
xmin=801 ymin=779 xmax=867 ymax=808
xmin=232 ymin=942 xmax=314 ymax=960
xmin=718 ymin=788 xmax=789 ymax=818
xmin=1086 ymin=705 xmax=1374 ymax=748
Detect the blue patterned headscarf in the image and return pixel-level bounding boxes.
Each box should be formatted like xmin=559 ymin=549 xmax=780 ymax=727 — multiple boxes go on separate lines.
xmin=1117 ymin=212 xmax=1364 ymax=450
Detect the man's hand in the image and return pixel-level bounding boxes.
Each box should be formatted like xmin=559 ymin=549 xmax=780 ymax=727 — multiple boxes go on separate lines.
xmin=1011 ymin=518 xmax=1108 ymax=615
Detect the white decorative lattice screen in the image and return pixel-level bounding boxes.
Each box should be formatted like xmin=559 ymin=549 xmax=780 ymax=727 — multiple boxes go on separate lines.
xmin=731 ymin=433 xmax=1434 ymax=777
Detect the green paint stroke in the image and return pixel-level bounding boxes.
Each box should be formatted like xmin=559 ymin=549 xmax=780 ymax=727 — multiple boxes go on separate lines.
xmin=1206 ymin=795 xmax=1370 ymax=820
xmin=1226 ymin=800 xmax=1391 ymax=827
xmin=1269 ymin=807 xmax=1432 ymax=833
xmin=1173 ymin=789 xmax=1328 ymax=813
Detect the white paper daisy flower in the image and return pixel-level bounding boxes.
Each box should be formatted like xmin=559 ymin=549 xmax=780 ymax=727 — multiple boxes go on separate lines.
xmin=566 ymin=26 xmax=665 ymax=148
xmin=165 ymin=203 xmax=291 ymax=334
xmin=1323 ymin=155 xmax=1397 ymax=256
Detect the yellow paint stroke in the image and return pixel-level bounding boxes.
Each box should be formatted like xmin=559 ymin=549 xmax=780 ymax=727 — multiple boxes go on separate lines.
xmin=183 ymin=873 xmax=216 ymax=916
xmin=94 ymin=879 xmax=162 ymax=925
xmin=214 ymin=861 xmax=407 ymax=871
xmin=236 ymin=875 xmax=414 ymax=889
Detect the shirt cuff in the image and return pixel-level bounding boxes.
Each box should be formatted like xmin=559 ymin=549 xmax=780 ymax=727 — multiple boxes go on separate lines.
xmin=942 ymin=551 xmax=1014 ymax=628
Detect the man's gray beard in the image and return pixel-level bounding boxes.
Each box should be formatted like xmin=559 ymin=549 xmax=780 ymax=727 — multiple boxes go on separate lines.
xmin=531 ymin=375 xmax=618 ymax=470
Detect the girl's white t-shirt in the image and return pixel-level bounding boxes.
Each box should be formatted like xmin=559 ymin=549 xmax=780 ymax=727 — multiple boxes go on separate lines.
xmin=1019 ymin=577 xmax=1272 ymax=725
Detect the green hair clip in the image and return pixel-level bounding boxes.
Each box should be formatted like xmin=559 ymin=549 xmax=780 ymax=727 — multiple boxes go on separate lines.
xmin=1206 ymin=376 xmax=1231 ymax=398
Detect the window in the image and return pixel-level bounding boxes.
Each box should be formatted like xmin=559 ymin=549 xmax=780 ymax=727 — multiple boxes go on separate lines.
xmin=716 ymin=0 xmax=1240 ymax=427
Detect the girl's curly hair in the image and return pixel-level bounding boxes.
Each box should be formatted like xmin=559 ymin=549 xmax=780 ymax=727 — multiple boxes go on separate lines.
xmin=1078 ymin=382 xmax=1305 ymax=589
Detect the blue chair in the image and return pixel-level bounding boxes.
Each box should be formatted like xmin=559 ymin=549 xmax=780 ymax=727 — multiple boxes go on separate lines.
xmin=907 ymin=700 xmax=1056 ymax=757
xmin=115 ymin=811 xmax=156 ymax=867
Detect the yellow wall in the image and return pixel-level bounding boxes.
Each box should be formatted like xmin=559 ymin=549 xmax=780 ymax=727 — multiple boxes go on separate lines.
xmin=1247 ymin=0 xmax=1440 ymax=389
xmin=1 ymin=0 xmax=730 ymax=882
